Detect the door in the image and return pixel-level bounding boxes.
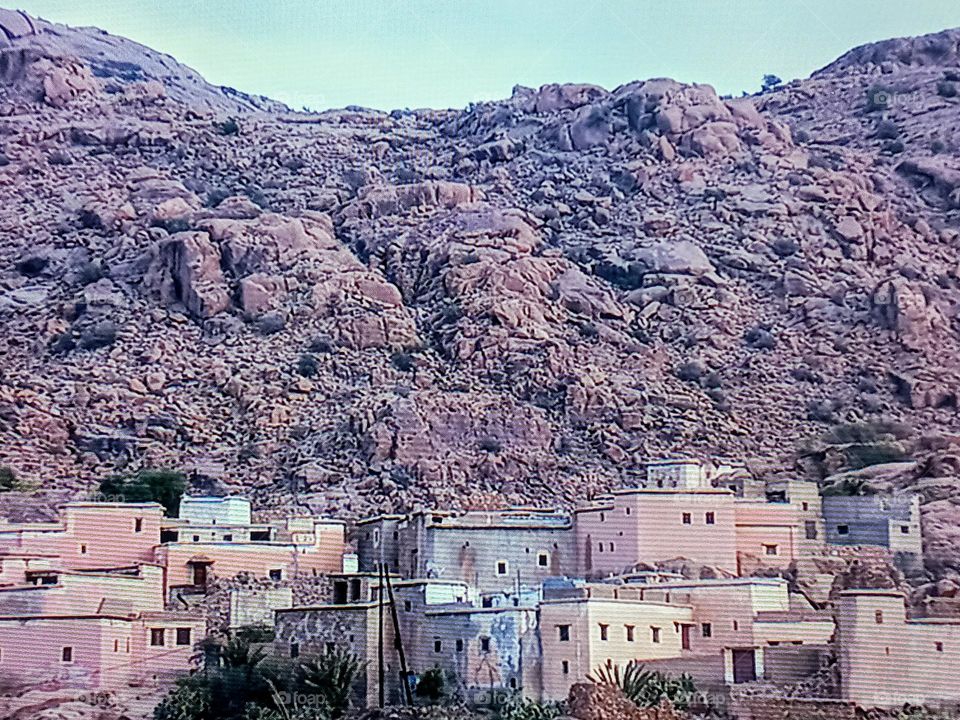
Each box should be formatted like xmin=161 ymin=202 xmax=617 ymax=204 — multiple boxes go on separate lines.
xmin=191 ymin=562 xmax=209 ymax=587
xmin=681 ymin=624 xmax=692 ymax=650
xmin=732 ymin=649 xmax=756 ymax=683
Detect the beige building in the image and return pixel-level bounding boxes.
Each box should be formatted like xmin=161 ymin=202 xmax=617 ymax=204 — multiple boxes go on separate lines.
xmin=838 ymin=589 xmax=960 ymax=708
xmin=539 ymin=577 xmax=833 ymax=701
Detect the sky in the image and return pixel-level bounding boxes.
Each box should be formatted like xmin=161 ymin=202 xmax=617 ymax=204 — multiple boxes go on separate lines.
xmin=14 ymin=1 xmax=960 ymax=111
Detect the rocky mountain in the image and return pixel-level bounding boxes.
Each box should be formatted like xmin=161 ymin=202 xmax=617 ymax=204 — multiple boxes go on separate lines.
xmin=2 ymin=9 xmax=960 ymax=580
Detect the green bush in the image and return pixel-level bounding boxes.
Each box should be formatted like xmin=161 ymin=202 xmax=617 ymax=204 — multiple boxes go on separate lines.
xmin=0 ymin=466 xmax=17 ymax=492
xmin=415 ymin=666 xmax=447 ymax=703
xmin=496 ymin=694 xmax=566 ymax=720
xmin=99 ymin=469 xmax=186 ymax=517
xmin=588 ymin=661 xmax=696 ymax=711
xmin=296 ymin=648 xmax=364 ymax=719
xmin=936 ymin=80 xmax=957 ymax=98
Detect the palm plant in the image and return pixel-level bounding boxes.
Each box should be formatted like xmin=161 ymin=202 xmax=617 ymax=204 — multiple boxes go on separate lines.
xmin=296 ymin=648 xmax=364 ymax=718
xmin=588 ymin=660 xmax=696 ymax=711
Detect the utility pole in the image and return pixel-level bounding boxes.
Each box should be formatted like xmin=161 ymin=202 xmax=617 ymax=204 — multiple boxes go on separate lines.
xmin=377 ymin=562 xmax=385 ymax=708
xmin=384 ymin=564 xmax=414 ymax=706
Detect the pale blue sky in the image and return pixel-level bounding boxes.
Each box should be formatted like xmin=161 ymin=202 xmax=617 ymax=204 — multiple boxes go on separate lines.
xmin=14 ymin=1 xmax=960 ymax=110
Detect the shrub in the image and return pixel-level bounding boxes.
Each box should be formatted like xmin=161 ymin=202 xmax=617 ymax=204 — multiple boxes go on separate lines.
xmin=308 ymin=336 xmax=333 ymax=354
xmin=390 ymin=351 xmax=416 ymax=372
xmin=761 ymin=74 xmax=783 ymax=92
xmin=296 ymin=353 xmax=320 ymax=378
xmin=496 ymin=694 xmax=566 ymax=720
xmin=296 ymin=648 xmax=363 ymax=719
xmin=936 ymin=80 xmax=958 ymax=98
xmin=99 ymin=469 xmax=186 ymax=517
xmin=821 ymin=478 xmax=876 ymax=497
xmin=216 ymin=118 xmax=241 ymax=136
xmin=0 ymin=466 xmax=16 ymax=491
xmin=154 ymin=680 xmax=213 ymax=720
xmin=844 ymin=441 xmax=907 ymax=469
xmin=589 ymin=660 xmax=696 ymax=711
xmin=78 ymin=319 xmax=118 ymax=350
xmin=479 ymin=437 xmax=502 ymax=453
xmin=865 ymin=84 xmax=895 ymax=113
xmin=415 ymin=666 xmax=447 ymax=703
xmin=874 ymin=119 xmax=900 ymax=139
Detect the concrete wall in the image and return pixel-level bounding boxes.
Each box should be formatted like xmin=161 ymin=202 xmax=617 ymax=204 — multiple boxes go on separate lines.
xmin=576 ymin=490 xmax=738 ymax=578
xmin=822 ymin=494 xmax=922 ymax=556
xmin=0 ymin=565 xmax=165 ymax=616
xmin=762 ymin=644 xmax=830 ymax=684
xmin=179 ymin=496 xmax=252 ymax=525
xmin=838 ymin=590 xmax=960 ymax=707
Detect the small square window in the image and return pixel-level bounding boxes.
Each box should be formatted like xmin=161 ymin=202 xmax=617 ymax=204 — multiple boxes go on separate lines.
xmin=480 ymin=637 xmax=491 ymax=653
xmin=496 ymin=561 xmax=509 ymax=576
xmin=434 ymin=640 xmax=442 ymax=653
xmin=150 ymin=629 xmax=165 ymax=647
xmin=935 ymin=642 xmax=944 ymax=652
xmin=651 ymin=626 xmax=661 ymax=643
xmin=599 ymin=624 xmax=609 ymax=641
xmin=875 ymin=610 xmax=883 ymax=625
xmin=801 ymin=502 xmax=809 ymax=511
xmin=290 ymin=643 xmax=300 ymax=658
xmin=537 ymin=552 xmax=549 ymax=568
xmin=223 ymin=534 xmax=233 ymax=542
xmin=558 ymin=625 xmax=570 ymax=642
xmin=705 ymin=512 xmax=715 ymax=525
xmin=61 ymin=646 xmax=73 ymax=663
xmin=80 ymin=544 xmax=87 ymax=554
xmin=901 ymin=525 xmax=910 ymax=534
xmin=625 ymin=625 xmax=635 ymax=642
xmin=176 ymin=628 xmax=192 ymax=646
xmin=193 ymin=535 xmax=200 ymax=542
xmin=764 ymin=544 xmax=779 ymax=556
xmin=269 ymin=569 xmax=283 ymax=581
xmin=701 ymin=623 xmax=712 ymax=638
xmin=682 ymin=513 xmax=692 ymax=525
xmin=837 ymin=525 xmax=849 ymax=536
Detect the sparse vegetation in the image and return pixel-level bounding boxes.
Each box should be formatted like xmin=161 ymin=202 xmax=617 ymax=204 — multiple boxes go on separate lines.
xmin=414 ymin=666 xmax=448 ymax=703
xmin=865 ymin=83 xmax=895 ymax=113
xmin=0 ymin=466 xmax=17 ymax=491
xmin=297 ymin=353 xmax=320 ymax=377
xmin=390 ymin=351 xmax=416 ymax=372
xmin=588 ymin=660 xmax=696 ymax=711
xmin=216 ymin=118 xmax=241 ymax=135
xmin=936 ymin=80 xmax=957 ymax=98
xmin=496 ymin=693 xmax=566 ymax=720
xmin=99 ymin=469 xmax=186 ymax=516
xmin=761 ymin=74 xmax=783 ymax=92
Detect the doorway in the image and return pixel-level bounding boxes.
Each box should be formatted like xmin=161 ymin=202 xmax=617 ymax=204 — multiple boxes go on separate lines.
xmin=732 ymin=649 xmax=756 ymax=683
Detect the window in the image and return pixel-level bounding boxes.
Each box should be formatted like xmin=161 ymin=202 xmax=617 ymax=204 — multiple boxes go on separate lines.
xmin=901 ymin=525 xmax=910 ymax=534
xmin=875 ymin=610 xmax=883 ymax=625
xmin=837 ymin=524 xmax=849 ymax=536
xmin=80 ymin=544 xmax=87 ymax=554
xmin=193 ymin=535 xmax=200 ymax=542
xmin=223 ymin=534 xmax=233 ymax=542
xmin=599 ymin=624 xmax=609 ymax=641
xmin=509 ymin=678 xmax=517 ymax=690
xmin=625 ymin=625 xmax=635 ymax=642
xmin=113 ymin=639 xmax=119 ymax=652
xmin=496 ymin=560 xmax=509 ymax=576
xmin=290 ymin=643 xmax=300 ymax=658
xmin=176 ymin=628 xmax=192 ymax=646
xmin=482 ymin=597 xmax=494 ymax=608
xmin=935 ymin=642 xmax=944 ymax=652
xmin=434 ymin=640 xmax=442 ymax=653
xmin=705 ymin=512 xmax=715 ymax=525
xmin=538 ymin=552 xmax=549 ymax=568
xmin=764 ymin=544 xmax=779 ymax=556
xmin=558 ymin=625 xmax=570 ymax=642
xmin=805 ymin=521 xmax=818 ymax=540
xmin=480 ymin=637 xmax=491 ymax=653
xmin=456 ymin=639 xmax=464 ymax=652
xmin=562 ymin=660 xmax=570 ymax=675
xmin=625 ymin=507 xmax=631 ymax=515
xmin=733 ymin=620 xmax=739 ymax=631
xmin=682 ymin=513 xmax=692 ymax=525
xmin=61 ymin=647 xmax=73 ymax=663
xmin=801 ymin=502 xmax=809 ymax=512
xmin=134 ymin=518 xmax=143 ymax=533
xmin=404 ymin=600 xmax=412 ymax=612
xmin=269 ymin=569 xmax=283 ymax=581
xmin=150 ymin=629 xmax=165 ymax=646
xmin=598 ymin=542 xmax=604 ymax=553
xmin=600 ymin=513 xmax=605 ymax=522
xmin=125 ymin=639 xmax=130 ymax=653
xmin=701 ymin=623 xmax=712 ymax=638
xmin=651 ymin=626 xmax=661 ymax=643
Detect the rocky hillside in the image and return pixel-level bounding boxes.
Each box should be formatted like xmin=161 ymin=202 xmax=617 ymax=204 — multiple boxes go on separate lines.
xmin=2 ymin=8 xmax=960 ymax=573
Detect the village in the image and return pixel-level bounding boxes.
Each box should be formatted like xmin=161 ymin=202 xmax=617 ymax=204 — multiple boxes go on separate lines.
xmin=0 ymin=458 xmax=952 ymax=717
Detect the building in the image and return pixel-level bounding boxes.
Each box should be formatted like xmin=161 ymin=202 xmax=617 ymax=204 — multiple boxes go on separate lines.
xmin=575 ymin=488 xmax=739 ymax=577
xmin=539 ymin=577 xmax=833 ymax=701
xmin=822 ymin=493 xmax=922 ymax=569
xmin=734 ymin=480 xmax=825 ymax=573
xmin=838 ymin=589 xmax=960 ymax=708
xmin=0 ymin=559 xmax=202 ymax=691
xmin=354 ymin=509 xmax=576 ymax=594
xmin=0 ymin=502 xmax=164 ymax=570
